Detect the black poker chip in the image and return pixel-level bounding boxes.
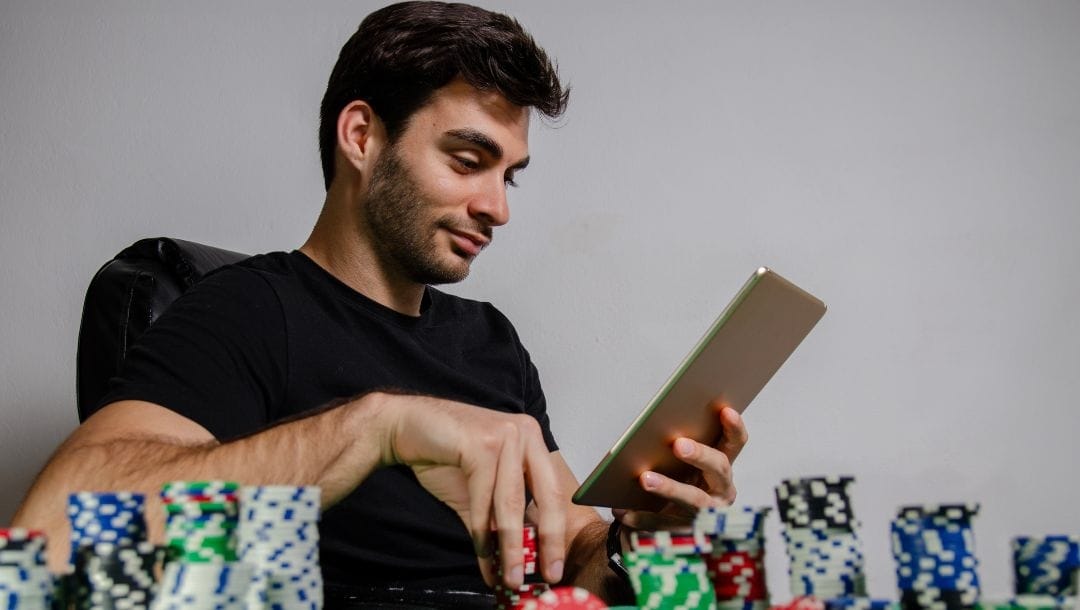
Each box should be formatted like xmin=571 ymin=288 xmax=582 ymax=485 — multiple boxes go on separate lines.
xmin=774 ymin=476 xmax=857 ymax=530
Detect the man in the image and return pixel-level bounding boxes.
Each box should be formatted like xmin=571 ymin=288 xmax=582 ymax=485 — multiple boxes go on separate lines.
xmin=13 ymin=2 xmax=748 ymax=607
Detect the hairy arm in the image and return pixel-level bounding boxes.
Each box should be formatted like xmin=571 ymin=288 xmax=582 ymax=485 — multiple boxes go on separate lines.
xmin=13 ymin=394 xmax=570 ymax=590
xmin=13 ymin=396 xmax=390 ymax=572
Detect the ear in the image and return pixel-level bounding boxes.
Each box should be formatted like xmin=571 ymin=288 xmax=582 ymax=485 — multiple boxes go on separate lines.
xmin=336 ymin=100 xmax=384 ymax=175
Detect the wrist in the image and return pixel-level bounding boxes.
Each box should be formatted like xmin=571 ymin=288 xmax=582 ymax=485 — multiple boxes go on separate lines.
xmin=606 ymin=520 xmax=631 ymax=581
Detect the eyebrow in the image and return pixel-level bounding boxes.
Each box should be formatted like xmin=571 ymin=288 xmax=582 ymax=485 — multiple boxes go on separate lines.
xmin=444 ymin=128 xmax=530 ymax=171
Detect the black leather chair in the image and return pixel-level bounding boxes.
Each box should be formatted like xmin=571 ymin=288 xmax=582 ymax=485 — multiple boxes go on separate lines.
xmin=75 ymin=237 xmax=250 ymax=422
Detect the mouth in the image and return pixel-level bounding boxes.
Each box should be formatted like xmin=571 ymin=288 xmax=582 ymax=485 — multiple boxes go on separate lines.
xmin=446 ymin=227 xmax=490 ymax=258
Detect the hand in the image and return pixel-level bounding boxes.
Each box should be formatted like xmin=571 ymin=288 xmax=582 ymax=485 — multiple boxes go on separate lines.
xmin=378 ymin=393 xmax=567 ymax=589
xmin=613 ymin=401 xmax=748 ymax=531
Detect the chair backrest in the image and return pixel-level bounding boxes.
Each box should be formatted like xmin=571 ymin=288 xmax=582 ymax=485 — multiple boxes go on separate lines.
xmin=75 ymin=237 xmax=250 ymax=422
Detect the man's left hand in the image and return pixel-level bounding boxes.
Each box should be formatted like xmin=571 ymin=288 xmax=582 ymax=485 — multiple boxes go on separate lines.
xmin=613 ymin=401 xmax=748 ymax=531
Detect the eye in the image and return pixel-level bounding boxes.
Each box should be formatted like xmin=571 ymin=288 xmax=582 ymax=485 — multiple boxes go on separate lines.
xmin=504 ymin=173 xmax=519 ymax=188
xmin=452 ymin=156 xmax=479 ymax=172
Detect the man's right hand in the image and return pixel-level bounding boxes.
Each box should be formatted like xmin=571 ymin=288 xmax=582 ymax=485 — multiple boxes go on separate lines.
xmin=11 ymin=392 xmax=568 ymax=589
xmin=370 ymin=393 xmax=568 ymax=588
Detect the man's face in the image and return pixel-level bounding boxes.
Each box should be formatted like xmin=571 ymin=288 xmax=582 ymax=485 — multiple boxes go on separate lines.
xmin=363 ymin=78 xmax=531 ymax=285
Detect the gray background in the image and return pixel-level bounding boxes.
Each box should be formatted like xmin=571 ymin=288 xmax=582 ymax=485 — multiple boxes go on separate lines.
xmin=2 ymin=0 xmax=1078 ymax=601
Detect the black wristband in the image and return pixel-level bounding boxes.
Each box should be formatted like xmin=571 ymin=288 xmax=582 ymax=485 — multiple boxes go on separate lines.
xmin=606 ymin=520 xmax=630 ymax=581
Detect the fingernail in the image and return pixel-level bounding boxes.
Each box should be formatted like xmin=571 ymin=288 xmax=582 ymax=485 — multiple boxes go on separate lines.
xmin=642 ymin=472 xmax=659 ymax=489
xmin=549 ymin=559 xmax=564 ymax=582
xmin=675 ymin=438 xmax=694 ymax=456
xmin=510 ymin=565 xmax=523 ymax=586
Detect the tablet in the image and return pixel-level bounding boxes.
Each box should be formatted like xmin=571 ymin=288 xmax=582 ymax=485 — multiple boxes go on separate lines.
xmin=572 ymin=267 xmax=826 ymax=511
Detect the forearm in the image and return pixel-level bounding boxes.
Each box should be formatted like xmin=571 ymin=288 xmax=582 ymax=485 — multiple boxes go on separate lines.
xmin=13 ymin=394 xmax=388 ymax=571
xmin=562 ymin=519 xmax=635 ymax=605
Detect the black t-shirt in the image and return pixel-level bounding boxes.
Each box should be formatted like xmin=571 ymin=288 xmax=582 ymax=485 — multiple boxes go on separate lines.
xmin=100 ymin=250 xmax=556 ymax=591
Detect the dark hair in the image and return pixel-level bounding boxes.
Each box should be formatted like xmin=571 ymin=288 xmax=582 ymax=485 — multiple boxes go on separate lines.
xmin=318 ymin=1 xmax=569 ymax=190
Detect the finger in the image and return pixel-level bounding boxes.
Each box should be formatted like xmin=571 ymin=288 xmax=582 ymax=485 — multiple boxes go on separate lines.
xmin=639 ymin=469 xmax=718 ymax=512
xmin=713 ymin=403 xmax=749 ymax=465
xmin=522 ymin=431 xmax=566 ymax=584
xmin=492 ymin=423 xmax=526 ymax=588
xmin=672 ymin=437 xmax=736 ymax=503
xmin=464 ymin=444 xmax=499 ymax=566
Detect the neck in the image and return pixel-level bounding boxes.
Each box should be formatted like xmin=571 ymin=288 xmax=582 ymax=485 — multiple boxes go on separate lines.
xmin=300 ymin=182 xmax=426 ymax=316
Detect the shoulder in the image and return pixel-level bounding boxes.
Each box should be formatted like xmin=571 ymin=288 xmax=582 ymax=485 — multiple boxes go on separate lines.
xmin=187 ymin=251 xmax=296 ymax=303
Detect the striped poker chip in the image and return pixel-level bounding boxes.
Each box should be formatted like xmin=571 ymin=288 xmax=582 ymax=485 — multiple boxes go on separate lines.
xmin=776 ymin=477 xmax=868 ymax=601
xmin=1000 ymin=594 xmax=1077 ymax=610
xmin=162 ymin=481 xmax=241 ymax=564
xmin=625 ymin=551 xmax=716 ymax=609
xmin=517 ymin=586 xmax=607 ymax=609
xmin=695 ymin=506 xmax=772 ymax=541
xmin=1011 ymin=536 xmax=1080 ymax=597
xmin=891 ymin=504 xmax=981 ymax=604
xmin=67 ymin=492 xmax=148 ymax=568
xmin=238 ymin=486 xmax=322 ymax=610
xmin=775 ymin=477 xmax=857 ymax=531
xmin=0 ymin=529 xmax=53 ymax=610
xmin=493 ymin=525 xmax=549 ymax=608
xmin=73 ymin=542 xmax=159 ymax=610
xmin=631 ymin=530 xmax=712 ymax=557
xmin=823 ymin=598 xmax=894 ymax=610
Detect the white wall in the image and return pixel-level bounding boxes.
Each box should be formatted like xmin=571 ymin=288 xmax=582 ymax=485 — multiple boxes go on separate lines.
xmin=2 ymin=0 xmax=1078 ymax=601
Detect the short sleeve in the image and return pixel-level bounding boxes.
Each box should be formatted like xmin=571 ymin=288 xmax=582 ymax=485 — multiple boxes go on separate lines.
xmin=97 ymin=267 xmax=288 ymax=441
xmin=520 ymin=346 xmax=557 ymax=453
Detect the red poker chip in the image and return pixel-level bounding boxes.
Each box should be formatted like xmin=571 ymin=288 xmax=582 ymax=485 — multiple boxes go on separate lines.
xmin=0 ymin=529 xmax=46 ymax=540
xmin=786 ymin=596 xmax=826 ymax=610
xmin=527 ymin=586 xmax=607 ymax=609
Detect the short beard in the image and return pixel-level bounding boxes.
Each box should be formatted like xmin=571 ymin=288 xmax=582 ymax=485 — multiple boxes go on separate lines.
xmin=363 ymin=145 xmax=483 ymax=285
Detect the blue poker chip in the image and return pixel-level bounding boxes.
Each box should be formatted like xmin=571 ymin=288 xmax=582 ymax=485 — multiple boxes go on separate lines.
xmin=825 ymin=598 xmax=894 ymax=610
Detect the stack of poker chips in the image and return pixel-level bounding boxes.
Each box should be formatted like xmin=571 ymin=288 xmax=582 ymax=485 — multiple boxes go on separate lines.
xmin=890 ymin=503 xmax=980 ymax=610
xmin=693 ymin=505 xmax=771 ymax=610
xmin=237 ymin=485 xmax=322 ymax=610
xmin=0 ymin=529 xmax=54 ymax=610
xmin=625 ymin=529 xmax=717 ymax=610
xmin=154 ymin=562 xmax=254 ymax=610
xmin=161 ymin=481 xmax=240 ymax=562
xmin=494 ymin=525 xmax=549 ymax=610
xmin=154 ymin=481 xmax=248 ymax=610
xmin=1011 ymin=536 xmax=1080 ymax=597
xmin=67 ymin=492 xmax=148 ymax=567
xmin=775 ymin=476 xmax=868 ymax=600
xmin=73 ymin=541 xmax=160 ymax=610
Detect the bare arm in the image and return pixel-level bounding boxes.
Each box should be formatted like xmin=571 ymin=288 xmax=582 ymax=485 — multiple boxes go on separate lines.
xmin=12 ymin=397 xmax=388 ymax=572
xmin=13 ymin=393 xmax=568 ymax=589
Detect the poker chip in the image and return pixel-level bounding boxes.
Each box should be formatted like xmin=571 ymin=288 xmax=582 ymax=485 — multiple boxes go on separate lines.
xmin=891 ymin=504 xmax=981 ymax=610
xmin=624 ymin=550 xmax=716 ymax=609
xmin=632 ymin=530 xmax=713 ymax=558
xmin=775 ymin=477 xmax=856 ymax=530
xmin=0 ymin=529 xmax=53 ymax=610
xmin=518 ymin=586 xmax=607 ymax=609
xmin=73 ymin=542 xmax=159 ymax=610
xmin=495 ymin=525 xmax=551 ymax=610
xmin=696 ymin=506 xmax=772 ymax=608
xmin=824 ymin=598 xmax=894 ymax=610
xmin=994 ymin=594 xmax=1077 ymax=610
xmin=67 ymin=492 xmax=148 ymax=568
xmin=1011 ymin=536 xmax=1080 ymax=597
xmin=237 ymin=485 xmax=323 ymax=610
xmin=776 ymin=477 xmax=867 ymax=601
xmin=161 ymin=482 xmax=239 ymax=563
xmin=153 ymin=561 xmax=253 ymax=610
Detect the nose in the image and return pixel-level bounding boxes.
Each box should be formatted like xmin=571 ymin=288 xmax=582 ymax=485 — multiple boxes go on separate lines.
xmin=468 ymin=176 xmax=510 ymax=227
